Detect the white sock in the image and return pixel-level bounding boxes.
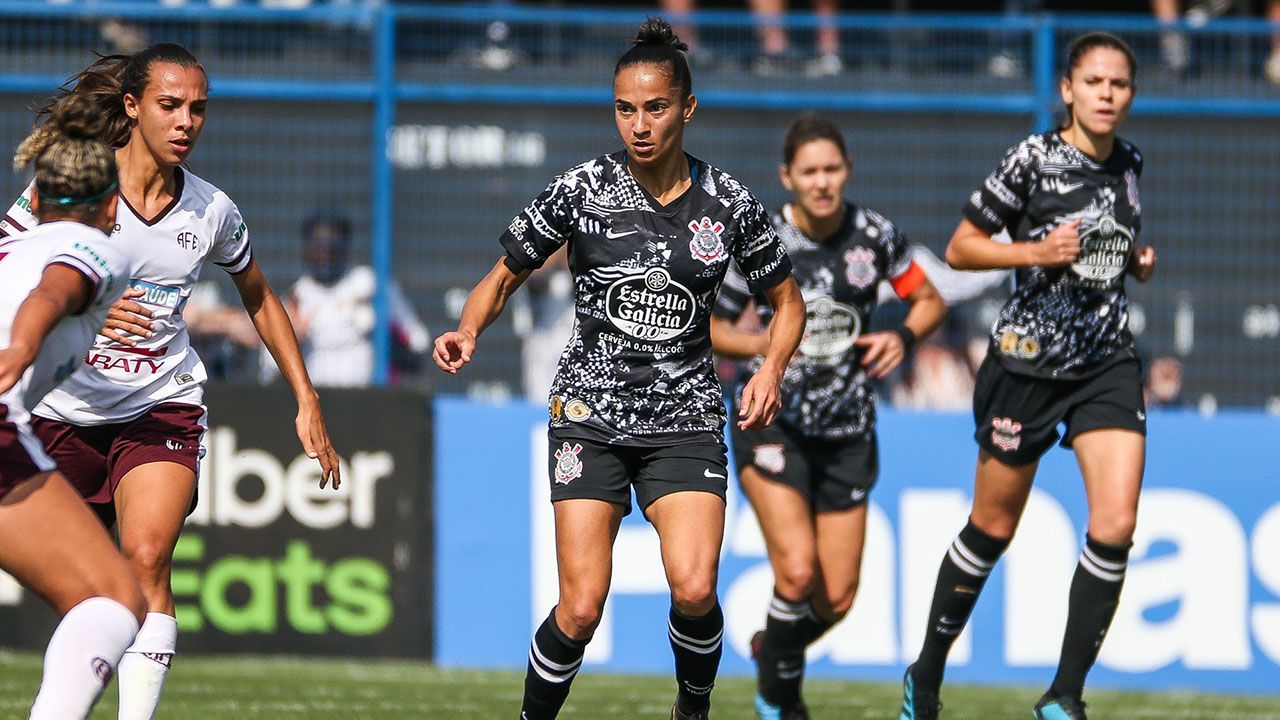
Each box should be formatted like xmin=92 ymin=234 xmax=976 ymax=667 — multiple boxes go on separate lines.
xmin=29 ymin=596 xmax=140 ymax=720
xmin=117 ymin=612 xmax=178 ymax=720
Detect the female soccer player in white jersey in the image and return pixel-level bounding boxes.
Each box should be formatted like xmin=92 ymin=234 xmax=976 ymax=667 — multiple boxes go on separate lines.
xmin=435 ymin=18 xmax=805 ymax=720
xmin=713 ymin=115 xmax=947 ymax=720
xmin=0 ymin=94 xmax=145 ymax=720
xmin=0 ymin=44 xmax=340 ymax=719
xmin=898 ymin=33 xmax=1156 ymax=720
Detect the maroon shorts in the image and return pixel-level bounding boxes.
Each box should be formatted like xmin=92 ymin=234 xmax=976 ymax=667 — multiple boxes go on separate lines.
xmin=31 ymin=403 xmax=207 ymax=522
xmin=0 ymin=404 xmax=57 ymax=499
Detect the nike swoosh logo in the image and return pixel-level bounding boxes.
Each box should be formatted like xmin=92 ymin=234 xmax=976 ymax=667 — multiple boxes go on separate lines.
xmin=605 ymin=228 xmax=638 ymax=239
xmin=704 ymin=469 xmax=726 ymax=479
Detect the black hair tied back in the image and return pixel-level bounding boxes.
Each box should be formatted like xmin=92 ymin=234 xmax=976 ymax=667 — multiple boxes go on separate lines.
xmin=615 ymin=16 xmax=693 ymax=96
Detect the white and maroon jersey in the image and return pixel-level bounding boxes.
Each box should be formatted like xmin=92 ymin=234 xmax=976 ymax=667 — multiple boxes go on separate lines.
xmin=0 ymin=167 xmax=252 ymax=424
xmin=0 ymin=221 xmax=131 ymax=427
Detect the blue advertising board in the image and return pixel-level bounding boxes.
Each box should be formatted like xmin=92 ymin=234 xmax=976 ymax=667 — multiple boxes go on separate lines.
xmin=436 ymin=396 xmax=1280 ymax=693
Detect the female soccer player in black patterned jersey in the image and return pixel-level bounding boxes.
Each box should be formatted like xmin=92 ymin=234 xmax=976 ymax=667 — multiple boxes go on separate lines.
xmin=899 ymin=33 xmax=1156 ymax=720
xmin=434 ymin=18 xmax=805 ymax=720
xmin=712 ymin=115 xmax=945 ymax=720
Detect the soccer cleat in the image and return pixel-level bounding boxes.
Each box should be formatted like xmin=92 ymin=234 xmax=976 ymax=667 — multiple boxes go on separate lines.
xmin=754 ymin=692 xmax=811 ymax=720
xmin=899 ymin=664 xmax=941 ymax=720
xmin=671 ymin=703 xmax=710 ymax=720
xmin=1033 ymin=695 xmax=1088 ymax=720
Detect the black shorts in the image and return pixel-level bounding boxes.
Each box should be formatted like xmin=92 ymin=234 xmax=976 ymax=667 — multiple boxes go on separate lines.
xmin=547 ymin=430 xmax=728 ymax=517
xmin=730 ymin=420 xmax=878 ymax=513
xmin=973 ymin=355 xmax=1146 ymax=466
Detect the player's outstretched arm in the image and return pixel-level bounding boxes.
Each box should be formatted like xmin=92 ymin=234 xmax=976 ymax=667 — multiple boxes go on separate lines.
xmin=231 ymin=258 xmax=341 ymax=490
xmin=0 ymin=264 xmax=94 ymax=395
xmin=433 ymin=255 xmax=531 ymax=374
xmin=737 ymin=276 xmax=804 ymax=430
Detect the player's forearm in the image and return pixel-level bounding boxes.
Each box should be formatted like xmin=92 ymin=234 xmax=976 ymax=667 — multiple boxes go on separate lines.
xmin=6 ymin=293 xmax=66 ymax=367
xmin=251 ymin=290 xmax=319 ymax=402
xmin=759 ymin=278 xmax=805 ymax=376
xmin=903 ymin=281 xmax=948 ymax=345
xmin=946 ymin=220 xmax=1036 ymax=270
xmin=456 ymin=259 xmax=528 ymax=341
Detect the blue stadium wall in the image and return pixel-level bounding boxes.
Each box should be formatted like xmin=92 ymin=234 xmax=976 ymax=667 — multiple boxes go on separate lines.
xmin=436 ymin=397 xmax=1280 ymax=693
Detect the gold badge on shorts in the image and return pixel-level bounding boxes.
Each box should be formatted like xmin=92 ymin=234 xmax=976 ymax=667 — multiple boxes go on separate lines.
xmin=565 ymin=399 xmax=592 ymax=422
xmin=549 ymin=395 xmax=564 ymax=422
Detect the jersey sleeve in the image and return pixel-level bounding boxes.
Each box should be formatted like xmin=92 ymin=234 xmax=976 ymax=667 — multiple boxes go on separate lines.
xmin=881 ymin=222 xmax=926 ymax=300
xmin=49 ymin=236 xmax=130 ymax=311
xmin=499 ymin=172 xmax=580 ymax=271
xmin=962 ymin=140 xmax=1036 ymax=235
xmin=0 ymin=182 xmax=39 ymax=238
xmin=209 ymin=199 xmax=253 ymax=274
xmin=713 ymin=260 xmax=752 ymax=320
xmin=730 ymin=195 xmax=792 ymax=295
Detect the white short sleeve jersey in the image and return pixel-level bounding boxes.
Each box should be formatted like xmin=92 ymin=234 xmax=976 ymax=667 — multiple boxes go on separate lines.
xmin=0 ymin=222 xmax=131 ymax=427
xmin=0 ymin=168 xmax=253 ymax=425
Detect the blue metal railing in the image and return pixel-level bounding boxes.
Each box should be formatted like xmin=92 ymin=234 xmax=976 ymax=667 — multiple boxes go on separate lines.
xmin=2 ymin=2 xmax=1278 ymax=386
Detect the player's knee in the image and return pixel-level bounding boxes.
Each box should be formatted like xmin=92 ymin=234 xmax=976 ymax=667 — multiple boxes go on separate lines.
xmin=670 ymin=576 xmax=717 ymax=616
xmin=823 ymin=576 xmax=859 ymax=617
xmin=969 ymin=510 xmax=1018 ymax=541
xmin=775 ymin=560 xmax=817 ymax=600
xmin=558 ymin=596 xmax=606 ymax=638
xmin=1088 ymin=509 xmax=1137 ymax=546
xmin=122 ymin=540 xmax=174 ymax=586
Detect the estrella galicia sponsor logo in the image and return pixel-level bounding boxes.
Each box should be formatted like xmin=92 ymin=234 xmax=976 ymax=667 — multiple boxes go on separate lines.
xmin=1070 ymin=215 xmax=1133 ymax=287
xmin=991 ymin=417 xmax=1023 ymax=452
xmin=553 ymin=442 xmax=584 ymax=484
xmin=799 ymin=295 xmax=861 ymax=364
xmin=688 ymin=216 xmax=727 ymax=265
xmin=605 ymin=268 xmax=695 ymax=341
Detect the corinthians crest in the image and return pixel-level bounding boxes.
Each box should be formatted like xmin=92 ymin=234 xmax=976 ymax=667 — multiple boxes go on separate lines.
xmin=688 ymin=216 xmax=726 ymax=265
xmin=843 ymin=246 xmax=877 ymax=288
xmin=553 ymin=442 xmax=584 ymax=485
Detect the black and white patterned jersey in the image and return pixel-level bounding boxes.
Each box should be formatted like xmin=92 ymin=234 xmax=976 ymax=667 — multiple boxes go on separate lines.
xmin=965 ymin=131 xmax=1144 ymax=380
xmin=715 ymin=203 xmax=925 ymax=440
xmin=501 ymin=151 xmax=792 ymax=446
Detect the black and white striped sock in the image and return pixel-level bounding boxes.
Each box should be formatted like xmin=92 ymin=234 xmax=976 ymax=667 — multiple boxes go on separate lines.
xmin=759 ymin=591 xmax=813 ymax=707
xmin=1050 ymin=535 xmax=1131 ymax=700
xmin=914 ymin=521 xmax=1010 ymax=690
xmin=520 ymin=609 xmax=588 ymax=720
xmin=668 ymin=601 xmax=724 ymax=714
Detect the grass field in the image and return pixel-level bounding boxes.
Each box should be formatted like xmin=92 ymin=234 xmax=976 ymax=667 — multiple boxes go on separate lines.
xmin=0 ymin=653 xmax=1275 ymax=719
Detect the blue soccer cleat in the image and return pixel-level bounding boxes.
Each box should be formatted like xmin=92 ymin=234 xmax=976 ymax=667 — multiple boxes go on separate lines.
xmin=899 ymin=664 xmax=941 ymax=720
xmin=1033 ymin=695 xmax=1088 ymax=720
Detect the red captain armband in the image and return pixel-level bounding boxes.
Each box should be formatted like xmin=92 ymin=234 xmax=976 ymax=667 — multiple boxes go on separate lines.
xmin=889 ymin=261 xmax=926 ymax=299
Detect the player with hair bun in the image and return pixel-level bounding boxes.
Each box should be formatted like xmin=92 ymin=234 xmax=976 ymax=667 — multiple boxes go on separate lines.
xmin=434 ymin=17 xmax=805 ymax=720
xmin=0 ymin=43 xmax=340 ymax=719
xmin=0 ymin=93 xmax=145 ymax=720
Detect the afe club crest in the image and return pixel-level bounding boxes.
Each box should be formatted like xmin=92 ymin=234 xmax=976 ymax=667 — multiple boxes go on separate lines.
xmin=688 ymin=216 xmax=727 ymax=265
